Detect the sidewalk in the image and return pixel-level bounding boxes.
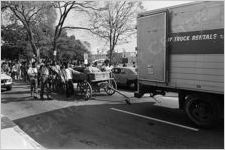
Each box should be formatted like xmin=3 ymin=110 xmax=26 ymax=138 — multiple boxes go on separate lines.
xmin=1 ymin=115 xmax=44 ymax=149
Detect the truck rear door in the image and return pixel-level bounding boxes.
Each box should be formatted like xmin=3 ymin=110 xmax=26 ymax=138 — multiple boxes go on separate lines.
xmin=137 ymin=11 xmax=168 ymax=83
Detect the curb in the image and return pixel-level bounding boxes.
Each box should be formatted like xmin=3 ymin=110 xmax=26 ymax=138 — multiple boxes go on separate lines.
xmin=13 ymin=126 xmax=45 ymax=149
xmin=1 ymin=115 xmax=45 ymax=149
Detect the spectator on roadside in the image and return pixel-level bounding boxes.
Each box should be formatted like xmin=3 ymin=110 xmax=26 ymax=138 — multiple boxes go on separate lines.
xmin=27 ymin=62 xmax=38 ymax=99
xmin=2 ymin=62 xmax=10 ymax=75
xmin=59 ymin=63 xmax=67 ymax=92
xmin=21 ymin=61 xmax=29 ymax=82
xmin=84 ymin=63 xmax=101 ymax=73
xmin=101 ymin=62 xmax=112 ymax=72
xmin=55 ymin=61 xmax=60 ymax=71
xmin=39 ymin=62 xmax=52 ymax=100
xmin=64 ymin=62 xmax=78 ymax=98
xmin=93 ymin=62 xmax=98 ymax=67
xmin=21 ymin=62 xmax=26 ymax=81
xmin=15 ymin=61 xmax=21 ymax=80
xmin=11 ymin=63 xmax=18 ymax=80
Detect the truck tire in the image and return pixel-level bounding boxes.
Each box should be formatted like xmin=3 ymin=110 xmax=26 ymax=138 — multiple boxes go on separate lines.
xmin=185 ymin=95 xmax=219 ymax=128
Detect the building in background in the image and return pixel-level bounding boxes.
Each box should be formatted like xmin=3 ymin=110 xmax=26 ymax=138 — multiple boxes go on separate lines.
xmin=122 ymin=51 xmax=137 ymax=66
xmin=91 ymin=50 xmax=136 ymax=67
xmin=90 ymin=53 xmax=107 ymax=62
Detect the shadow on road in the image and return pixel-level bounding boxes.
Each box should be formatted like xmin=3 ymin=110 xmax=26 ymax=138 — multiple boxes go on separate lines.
xmin=1 ymin=96 xmax=42 ymax=104
xmin=11 ymin=85 xmax=30 ymax=89
xmin=2 ymin=90 xmax=30 ymax=95
xmin=1 ymin=89 xmax=8 ymax=92
xmin=13 ymin=103 xmax=224 ymax=149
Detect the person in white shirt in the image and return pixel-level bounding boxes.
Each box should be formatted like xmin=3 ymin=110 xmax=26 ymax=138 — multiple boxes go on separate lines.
xmin=11 ymin=63 xmax=18 ymax=80
xmin=27 ymin=62 xmax=38 ymax=99
xmin=64 ymin=63 xmax=76 ymax=97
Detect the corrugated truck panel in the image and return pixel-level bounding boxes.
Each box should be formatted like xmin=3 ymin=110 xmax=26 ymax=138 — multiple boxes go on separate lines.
xmin=138 ymin=1 xmax=224 ymax=94
xmin=171 ymin=1 xmax=224 ymax=32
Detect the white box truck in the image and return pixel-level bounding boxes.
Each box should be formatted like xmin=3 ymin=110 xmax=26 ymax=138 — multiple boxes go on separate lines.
xmin=135 ymin=1 xmax=224 ymax=127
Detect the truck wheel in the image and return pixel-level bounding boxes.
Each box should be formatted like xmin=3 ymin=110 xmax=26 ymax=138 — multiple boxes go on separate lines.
xmin=185 ymin=95 xmax=219 ymax=128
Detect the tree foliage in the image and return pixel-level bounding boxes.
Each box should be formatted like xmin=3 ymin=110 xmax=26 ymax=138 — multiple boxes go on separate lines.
xmin=51 ymin=1 xmax=99 ymax=54
xmin=1 ymin=1 xmax=92 ymax=61
xmin=1 ymin=23 xmax=26 ymax=46
xmin=1 ymin=22 xmax=30 ymax=59
xmin=89 ymin=1 xmax=143 ymax=65
xmin=1 ymin=1 xmax=53 ymax=57
xmin=56 ymin=31 xmax=90 ymax=61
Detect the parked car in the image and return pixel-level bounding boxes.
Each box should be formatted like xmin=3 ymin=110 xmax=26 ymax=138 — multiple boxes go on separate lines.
xmin=1 ymin=70 xmax=12 ymax=91
xmin=111 ymin=67 xmax=137 ymax=89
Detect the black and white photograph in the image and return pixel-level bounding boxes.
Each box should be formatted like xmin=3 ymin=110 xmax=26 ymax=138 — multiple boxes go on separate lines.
xmin=1 ymin=0 xmax=224 ymax=149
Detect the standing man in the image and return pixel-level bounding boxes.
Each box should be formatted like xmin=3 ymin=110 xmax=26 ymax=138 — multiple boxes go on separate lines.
xmin=39 ymin=62 xmax=52 ymax=100
xmin=27 ymin=62 xmax=38 ymax=99
xmin=21 ymin=61 xmax=26 ymax=82
xmin=58 ymin=63 xmax=67 ymax=94
xmin=15 ymin=61 xmax=21 ymax=80
xmin=11 ymin=63 xmax=17 ymax=80
xmin=64 ymin=62 xmax=75 ymax=98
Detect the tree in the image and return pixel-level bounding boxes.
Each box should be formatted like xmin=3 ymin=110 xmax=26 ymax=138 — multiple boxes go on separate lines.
xmin=1 ymin=1 xmax=53 ymax=58
xmin=1 ymin=23 xmax=26 ymax=46
xmin=48 ymin=29 xmax=90 ymax=61
xmin=1 ymin=1 xmax=105 ymax=61
xmin=1 ymin=22 xmax=29 ymax=59
xmin=51 ymin=1 xmax=100 ymax=56
xmin=89 ymin=1 xmax=143 ymax=65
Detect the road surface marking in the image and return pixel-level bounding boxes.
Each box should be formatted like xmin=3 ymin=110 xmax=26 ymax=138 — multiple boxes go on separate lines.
xmin=110 ymin=108 xmax=199 ymax=132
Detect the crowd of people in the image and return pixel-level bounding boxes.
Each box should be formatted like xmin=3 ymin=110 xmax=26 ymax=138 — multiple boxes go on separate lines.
xmin=1 ymin=60 xmax=28 ymax=82
xmin=1 ymin=58 xmax=114 ymax=100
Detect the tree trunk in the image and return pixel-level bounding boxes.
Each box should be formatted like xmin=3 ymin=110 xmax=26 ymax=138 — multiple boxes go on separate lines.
xmin=109 ymin=46 xmax=112 ymax=66
xmin=29 ymin=39 xmax=37 ymax=56
xmin=109 ymin=45 xmax=115 ymax=66
xmin=27 ymin=27 xmax=38 ymax=59
xmin=109 ymin=51 xmax=112 ymax=66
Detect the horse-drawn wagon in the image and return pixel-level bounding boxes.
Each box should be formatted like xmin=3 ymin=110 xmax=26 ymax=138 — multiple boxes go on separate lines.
xmin=72 ymin=66 xmax=117 ymax=100
xmin=48 ymin=65 xmax=130 ymax=104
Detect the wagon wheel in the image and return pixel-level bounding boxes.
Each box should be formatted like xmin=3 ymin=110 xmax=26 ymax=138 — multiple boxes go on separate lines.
xmin=104 ymin=79 xmax=117 ymax=95
xmin=77 ymin=81 xmax=92 ymax=100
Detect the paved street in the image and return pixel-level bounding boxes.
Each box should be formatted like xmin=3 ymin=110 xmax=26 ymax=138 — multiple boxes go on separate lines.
xmin=1 ymin=82 xmax=224 ymax=149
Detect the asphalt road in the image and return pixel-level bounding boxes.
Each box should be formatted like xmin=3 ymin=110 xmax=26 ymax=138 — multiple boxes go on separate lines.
xmin=1 ymin=81 xmax=224 ymax=149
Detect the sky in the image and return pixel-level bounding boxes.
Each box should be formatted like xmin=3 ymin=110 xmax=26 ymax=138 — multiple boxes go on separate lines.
xmin=65 ymin=1 xmax=193 ymax=54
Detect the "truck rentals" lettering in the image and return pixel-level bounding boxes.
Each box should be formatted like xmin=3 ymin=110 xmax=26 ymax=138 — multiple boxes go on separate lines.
xmin=168 ymin=33 xmax=222 ymax=42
